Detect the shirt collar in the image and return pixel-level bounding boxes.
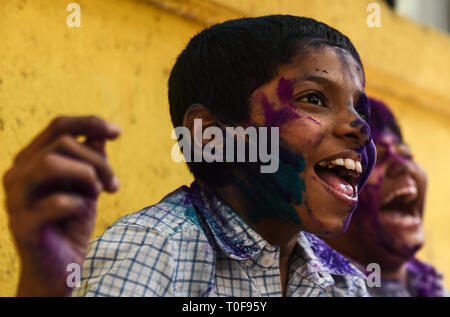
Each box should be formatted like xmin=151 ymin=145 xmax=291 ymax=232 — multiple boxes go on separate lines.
xmin=188 ymin=180 xmax=267 ymax=260
xmin=406 ymin=258 xmax=444 ymax=297
xmin=187 ymin=180 xmax=363 ymax=280
xmin=301 ymin=232 xmax=365 ymax=277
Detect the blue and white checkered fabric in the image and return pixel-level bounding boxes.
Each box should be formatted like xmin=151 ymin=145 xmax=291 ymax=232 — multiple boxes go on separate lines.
xmin=73 ymin=180 xmax=369 ymax=297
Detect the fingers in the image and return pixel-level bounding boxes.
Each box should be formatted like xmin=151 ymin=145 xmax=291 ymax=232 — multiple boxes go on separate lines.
xmin=33 ymin=193 xmax=89 ymax=223
xmin=45 ymin=135 xmax=118 ymax=192
xmin=15 ymin=116 xmax=121 ymax=164
xmin=28 ymin=153 xmax=105 ymax=202
xmin=84 ymin=138 xmax=106 ymax=157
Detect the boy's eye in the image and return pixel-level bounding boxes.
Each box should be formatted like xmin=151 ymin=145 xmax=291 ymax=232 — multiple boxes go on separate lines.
xmin=297 ymin=93 xmax=325 ymax=107
xmin=398 ymin=145 xmax=413 ymax=160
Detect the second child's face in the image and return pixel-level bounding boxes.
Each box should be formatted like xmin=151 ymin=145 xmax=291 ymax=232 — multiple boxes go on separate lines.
xmin=354 ymin=132 xmax=426 ymax=260
xmin=246 ymin=45 xmax=375 ymax=238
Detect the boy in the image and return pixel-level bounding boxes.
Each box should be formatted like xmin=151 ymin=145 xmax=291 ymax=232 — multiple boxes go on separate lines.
xmin=4 ymin=15 xmax=375 ymax=297
xmin=325 ymin=98 xmax=447 ymax=297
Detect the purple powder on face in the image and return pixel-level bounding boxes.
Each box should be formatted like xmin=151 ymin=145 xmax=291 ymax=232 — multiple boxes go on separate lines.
xmin=356 ymin=141 xmax=376 ymax=193
xmin=350 ymin=119 xmax=369 ymax=137
xmin=351 ymin=93 xmax=376 ymax=194
xmin=340 ymin=212 xmax=355 ymax=236
xmin=368 ymin=97 xmax=403 ymax=143
xmin=313 ymin=133 xmax=325 ymax=147
xmin=276 ymin=77 xmax=295 ymax=106
xmin=307 ymin=116 xmax=321 ymax=126
xmin=261 ymin=93 xmax=300 ymax=127
xmin=360 ymin=125 xmax=368 ymax=135
xmin=260 ymin=77 xmax=305 ymax=127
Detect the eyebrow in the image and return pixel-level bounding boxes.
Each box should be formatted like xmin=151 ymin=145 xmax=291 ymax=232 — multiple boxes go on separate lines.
xmin=292 ymin=74 xmax=338 ymax=88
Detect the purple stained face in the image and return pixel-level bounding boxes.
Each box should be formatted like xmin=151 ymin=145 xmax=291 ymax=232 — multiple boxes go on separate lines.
xmin=326 ymin=98 xmax=427 ymax=273
xmin=242 ymin=44 xmax=375 ymax=238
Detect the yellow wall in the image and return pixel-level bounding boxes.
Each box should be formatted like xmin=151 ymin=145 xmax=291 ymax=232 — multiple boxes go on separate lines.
xmin=0 ymin=0 xmax=449 ymax=296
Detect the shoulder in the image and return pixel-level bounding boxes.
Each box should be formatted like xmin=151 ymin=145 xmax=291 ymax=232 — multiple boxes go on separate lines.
xmin=300 ymin=232 xmax=369 ymax=297
xmin=73 ymin=186 xmax=216 ymax=297
xmin=302 ymin=232 xmax=364 ymax=277
xmin=407 ymin=258 xmax=446 ymax=297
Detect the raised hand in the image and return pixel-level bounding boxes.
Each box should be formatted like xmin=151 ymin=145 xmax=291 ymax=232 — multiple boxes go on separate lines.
xmin=3 ymin=116 xmax=121 ymax=296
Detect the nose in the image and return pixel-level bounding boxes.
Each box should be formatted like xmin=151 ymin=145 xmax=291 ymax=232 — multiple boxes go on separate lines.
xmin=333 ymin=110 xmax=370 ymax=148
xmin=385 ymin=152 xmax=411 ymax=178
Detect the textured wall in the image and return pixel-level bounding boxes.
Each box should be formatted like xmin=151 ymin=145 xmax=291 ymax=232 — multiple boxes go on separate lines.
xmin=1 ymin=0 xmax=449 ymax=296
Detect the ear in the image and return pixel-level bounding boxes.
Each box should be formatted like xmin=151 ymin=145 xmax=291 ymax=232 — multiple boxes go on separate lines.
xmin=182 ymin=104 xmax=218 ymax=146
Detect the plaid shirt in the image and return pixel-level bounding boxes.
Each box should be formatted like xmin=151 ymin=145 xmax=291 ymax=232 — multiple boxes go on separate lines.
xmin=73 ymin=180 xmax=369 ymax=297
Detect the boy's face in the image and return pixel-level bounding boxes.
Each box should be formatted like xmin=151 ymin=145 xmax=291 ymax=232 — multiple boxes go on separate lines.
xmin=350 ymin=131 xmax=426 ymax=262
xmin=247 ymin=45 xmax=374 ymax=238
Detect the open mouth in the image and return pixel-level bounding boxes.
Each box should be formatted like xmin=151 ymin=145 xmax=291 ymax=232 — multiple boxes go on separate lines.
xmin=379 ymin=184 xmax=422 ymax=228
xmin=314 ymin=155 xmax=362 ymax=203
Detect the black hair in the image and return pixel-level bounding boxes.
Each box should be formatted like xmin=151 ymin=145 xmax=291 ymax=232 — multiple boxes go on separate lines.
xmin=368 ymin=97 xmax=403 ymax=142
xmin=168 ymin=15 xmax=364 ymax=179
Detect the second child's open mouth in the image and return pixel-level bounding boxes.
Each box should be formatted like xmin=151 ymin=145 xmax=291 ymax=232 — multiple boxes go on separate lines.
xmin=379 ymin=183 xmax=422 ymax=228
xmin=314 ymin=153 xmax=362 ymax=204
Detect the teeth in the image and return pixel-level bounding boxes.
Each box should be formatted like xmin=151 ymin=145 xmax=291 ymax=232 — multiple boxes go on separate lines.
xmin=381 ymin=212 xmax=421 ymax=226
xmin=384 ymin=185 xmax=418 ymax=204
xmin=334 ymin=158 xmax=345 ymax=166
xmin=344 ymin=159 xmax=356 ymax=171
xmin=318 ymin=157 xmax=362 ymax=174
xmin=355 ymin=162 xmax=362 ymax=173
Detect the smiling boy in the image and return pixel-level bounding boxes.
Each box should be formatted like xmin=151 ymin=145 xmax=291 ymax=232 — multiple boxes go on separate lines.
xmin=4 ymin=15 xmax=375 ymax=297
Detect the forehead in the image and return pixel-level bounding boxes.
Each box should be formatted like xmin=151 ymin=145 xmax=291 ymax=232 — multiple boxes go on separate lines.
xmin=276 ymin=44 xmax=365 ymax=91
xmin=375 ymin=130 xmax=403 ymax=146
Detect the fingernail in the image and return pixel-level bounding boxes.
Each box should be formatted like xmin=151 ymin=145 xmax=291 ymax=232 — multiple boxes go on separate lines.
xmin=110 ymin=176 xmax=120 ymax=191
xmin=108 ymin=123 xmax=122 ymax=134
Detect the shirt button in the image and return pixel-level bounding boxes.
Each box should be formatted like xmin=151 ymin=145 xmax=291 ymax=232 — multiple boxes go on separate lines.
xmin=261 ymin=254 xmax=274 ymax=267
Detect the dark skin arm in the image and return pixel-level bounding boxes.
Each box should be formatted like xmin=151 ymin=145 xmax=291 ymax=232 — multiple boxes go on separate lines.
xmin=3 ymin=116 xmax=121 ymax=297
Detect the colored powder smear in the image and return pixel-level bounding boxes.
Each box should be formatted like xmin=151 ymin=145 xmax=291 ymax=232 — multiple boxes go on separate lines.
xmin=188 ymin=181 xmax=261 ymax=259
xmin=354 ymin=98 xmax=444 ymax=296
xmin=233 ymin=145 xmax=306 ymax=225
xmin=276 ymin=77 xmax=295 ymax=105
xmin=262 ymin=77 xmax=300 ymax=127
xmin=307 ymin=116 xmax=321 ymax=126
xmin=304 ymin=232 xmax=364 ymax=276
xmin=233 ymin=78 xmax=306 ymax=225
xmin=353 ymin=93 xmax=376 ymax=194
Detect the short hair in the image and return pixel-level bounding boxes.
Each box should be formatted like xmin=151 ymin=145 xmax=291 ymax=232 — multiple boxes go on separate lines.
xmin=368 ymin=97 xmax=403 ymax=142
xmin=168 ymin=15 xmax=364 ymax=179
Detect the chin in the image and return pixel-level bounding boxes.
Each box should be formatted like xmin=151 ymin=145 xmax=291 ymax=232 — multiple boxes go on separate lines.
xmin=381 ymin=224 xmax=425 ymax=257
xmin=301 ymin=207 xmax=354 ymax=239
xmin=301 ymin=175 xmax=359 ymax=236
xmin=395 ymin=238 xmax=424 ymax=258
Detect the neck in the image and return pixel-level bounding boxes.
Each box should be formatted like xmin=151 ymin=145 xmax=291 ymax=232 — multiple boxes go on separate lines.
xmin=208 ymin=180 xmax=300 ymax=258
xmin=325 ymin=235 xmax=410 ymax=286
xmin=381 ymin=263 xmax=408 ymax=284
